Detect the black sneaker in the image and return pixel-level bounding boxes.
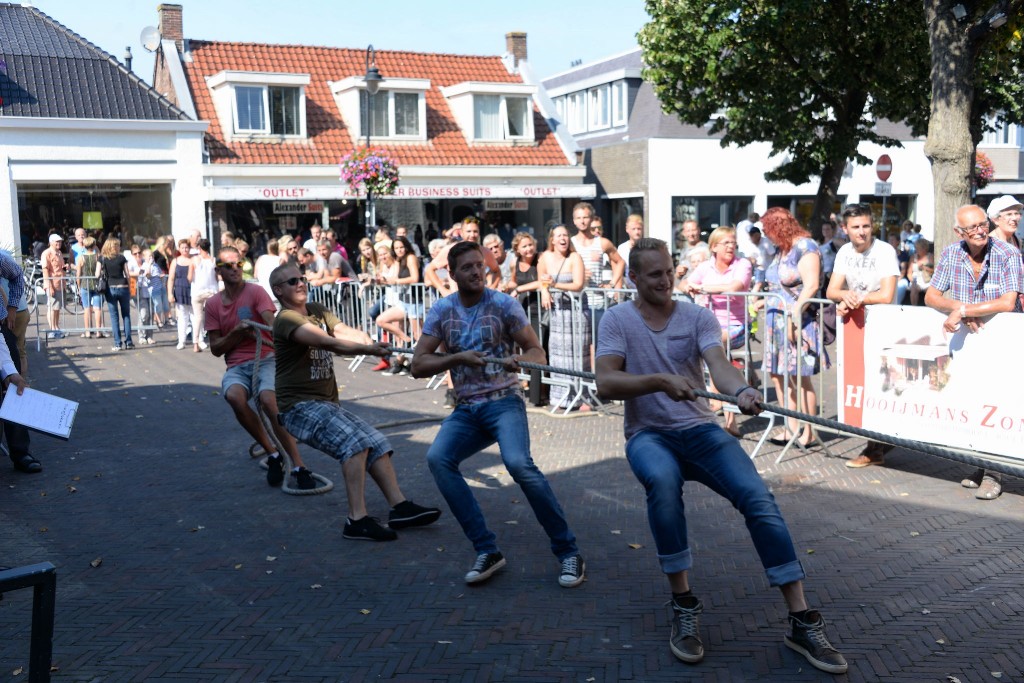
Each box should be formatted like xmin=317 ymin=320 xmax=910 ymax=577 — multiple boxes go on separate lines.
xmin=558 ymin=553 xmax=586 ymax=588
xmin=388 ymin=500 xmax=442 ymax=530
xmin=667 ymin=596 xmax=704 ymax=664
xmin=384 ymin=359 xmax=403 ymax=376
xmin=784 ymin=610 xmax=848 ymax=674
xmin=343 ymin=516 xmax=397 ymax=541
xmin=266 ymin=455 xmax=284 ymax=487
xmin=464 ymin=552 xmax=506 ymax=584
xmin=443 ymin=389 xmax=457 ymax=409
xmin=292 ymin=467 xmax=316 ymax=490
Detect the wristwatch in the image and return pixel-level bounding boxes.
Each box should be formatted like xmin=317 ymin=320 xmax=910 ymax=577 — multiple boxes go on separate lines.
xmin=959 ymin=303 xmax=967 ymax=319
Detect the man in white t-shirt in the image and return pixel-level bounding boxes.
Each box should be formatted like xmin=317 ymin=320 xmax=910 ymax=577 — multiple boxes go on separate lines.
xmin=616 ymin=213 xmax=644 ymax=288
xmin=302 ymin=223 xmax=323 ymax=252
xmin=826 ymin=203 xmax=899 ymax=468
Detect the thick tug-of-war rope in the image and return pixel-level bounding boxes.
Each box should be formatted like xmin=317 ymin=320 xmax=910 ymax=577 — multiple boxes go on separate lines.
xmin=244 ymin=320 xmax=334 ymax=495
xmin=386 ymin=344 xmax=1024 ymax=481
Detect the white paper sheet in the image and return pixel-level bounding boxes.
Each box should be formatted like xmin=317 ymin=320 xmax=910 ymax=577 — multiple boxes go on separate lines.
xmin=0 ymin=387 xmax=78 ymax=440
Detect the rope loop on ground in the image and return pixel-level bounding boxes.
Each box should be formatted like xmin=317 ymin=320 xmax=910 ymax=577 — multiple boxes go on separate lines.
xmin=244 ymin=319 xmax=334 ymax=495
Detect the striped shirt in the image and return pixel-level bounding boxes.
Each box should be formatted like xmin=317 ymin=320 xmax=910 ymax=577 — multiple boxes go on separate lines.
xmin=929 ymin=238 xmax=1023 ymax=311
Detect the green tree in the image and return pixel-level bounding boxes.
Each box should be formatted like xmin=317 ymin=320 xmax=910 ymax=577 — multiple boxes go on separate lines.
xmin=639 ymin=0 xmax=931 ymax=237
xmin=923 ymin=0 xmax=1024 ymax=249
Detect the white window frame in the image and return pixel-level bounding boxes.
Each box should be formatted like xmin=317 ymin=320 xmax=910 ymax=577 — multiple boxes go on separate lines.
xmin=440 ymin=81 xmax=537 ymax=144
xmin=470 ymin=94 xmax=534 ymax=142
xmin=230 ymin=84 xmax=306 ymax=137
xmin=611 ymin=81 xmax=628 ymax=127
xmin=588 ymin=84 xmax=610 ymax=131
xmin=566 ymin=91 xmax=587 ymax=134
xmin=359 ymin=90 xmax=426 ymax=140
xmin=208 ymin=71 xmax=310 ymax=141
xmin=330 ymin=77 xmax=431 ymax=143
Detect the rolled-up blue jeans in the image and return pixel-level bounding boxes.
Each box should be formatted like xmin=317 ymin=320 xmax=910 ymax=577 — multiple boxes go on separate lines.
xmin=104 ymin=285 xmax=133 ymax=347
xmin=626 ymin=423 xmax=804 ymax=586
xmin=426 ymin=394 xmax=578 ymax=560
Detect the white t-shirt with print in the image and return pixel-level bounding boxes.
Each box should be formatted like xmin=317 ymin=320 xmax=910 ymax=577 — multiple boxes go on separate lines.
xmin=831 ymin=239 xmax=900 ymax=303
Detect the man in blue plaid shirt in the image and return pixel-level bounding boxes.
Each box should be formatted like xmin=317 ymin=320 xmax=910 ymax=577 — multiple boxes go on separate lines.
xmin=925 ymin=203 xmax=1023 ymax=500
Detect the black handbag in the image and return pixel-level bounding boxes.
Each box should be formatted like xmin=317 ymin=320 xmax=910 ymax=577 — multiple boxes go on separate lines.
xmin=95 ymin=259 xmax=109 ymax=295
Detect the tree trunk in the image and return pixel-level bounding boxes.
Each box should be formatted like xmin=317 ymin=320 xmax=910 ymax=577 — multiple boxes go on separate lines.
xmin=811 ymin=157 xmax=847 ymax=239
xmin=923 ymin=0 xmax=977 ymax=252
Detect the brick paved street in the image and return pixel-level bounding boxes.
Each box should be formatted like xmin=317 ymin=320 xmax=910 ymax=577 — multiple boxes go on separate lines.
xmin=1 ymin=331 xmax=1022 ymax=682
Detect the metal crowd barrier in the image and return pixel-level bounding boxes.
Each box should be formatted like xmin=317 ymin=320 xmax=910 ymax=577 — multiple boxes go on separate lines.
xmin=36 ymin=274 xmax=163 ymax=346
xmin=0 ymin=562 xmax=56 ymax=683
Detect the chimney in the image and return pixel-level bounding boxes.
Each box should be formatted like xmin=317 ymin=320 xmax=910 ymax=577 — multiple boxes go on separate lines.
xmin=505 ymin=32 xmax=527 ymax=68
xmin=123 ymin=46 xmax=133 ymax=71
xmin=158 ymin=3 xmax=184 ymax=53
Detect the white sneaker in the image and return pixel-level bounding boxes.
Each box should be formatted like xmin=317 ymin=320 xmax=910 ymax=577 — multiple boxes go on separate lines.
xmin=198 ymin=341 xmax=208 ymax=351
xmin=144 ymin=337 xmax=156 ymax=345
xmin=176 ymin=342 xmax=185 ymax=350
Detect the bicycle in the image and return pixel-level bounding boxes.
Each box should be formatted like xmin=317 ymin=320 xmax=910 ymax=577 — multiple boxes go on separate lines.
xmin=21 ymin=258 xmax=42 ymax=315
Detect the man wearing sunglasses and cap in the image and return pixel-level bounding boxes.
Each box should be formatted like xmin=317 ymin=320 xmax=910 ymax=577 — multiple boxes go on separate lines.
xmin=270 ymin=263 xmax=441 ymax=541
xmin=203 ymin=246 xmax=316 ymax=490
xmin=925 ymin=203 xmax=1024 ymax=500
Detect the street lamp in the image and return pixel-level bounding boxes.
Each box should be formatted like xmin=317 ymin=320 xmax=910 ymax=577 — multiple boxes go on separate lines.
xmin=363 ymin=44 xmax=384 ymax=238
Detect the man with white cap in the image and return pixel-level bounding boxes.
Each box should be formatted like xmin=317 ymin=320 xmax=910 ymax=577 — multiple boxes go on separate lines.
xmin=40 ymin=233 xmax=68 ymax=338
xmin=987 ymin=195 xmax=1023 ymax=252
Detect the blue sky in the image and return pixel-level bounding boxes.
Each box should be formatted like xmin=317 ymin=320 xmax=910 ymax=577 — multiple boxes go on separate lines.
xmin=32 ymin=0 xmax=650 ymax=83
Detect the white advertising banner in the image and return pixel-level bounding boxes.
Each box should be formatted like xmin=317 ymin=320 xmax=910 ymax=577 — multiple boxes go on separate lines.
xmin=207 ymin=184 xmax=596 ymax=202
xmin=837 ymin=305 xmax=1024 ymax=459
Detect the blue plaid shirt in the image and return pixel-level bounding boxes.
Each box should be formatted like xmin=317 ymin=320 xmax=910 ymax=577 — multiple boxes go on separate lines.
xmin=0 ymin=252 xmax=25 ymax=322
xmin=930 ymin=238 xmax=1023 ymax=311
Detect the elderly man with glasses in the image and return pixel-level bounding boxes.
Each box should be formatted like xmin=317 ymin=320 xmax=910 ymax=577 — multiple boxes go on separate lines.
xmin=925 ymin=204 xmax=1024 ymax=500
xmin=204 ymin=246 xmax=316 ymax=490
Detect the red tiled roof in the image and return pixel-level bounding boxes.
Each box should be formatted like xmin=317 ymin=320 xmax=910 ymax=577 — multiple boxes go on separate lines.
xmin=181 ymin=40 xmax=569 ymax=167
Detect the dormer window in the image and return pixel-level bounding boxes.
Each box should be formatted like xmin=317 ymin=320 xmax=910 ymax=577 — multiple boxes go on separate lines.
xmin=441 ymin=82 xmax=537 ymax=144
xmin=474 ymin=94 xmax=531 ymax=140
xmin=359 ymin=90 xmax=423 ymax=137
xmin=207 ymin=71 xmax=310 ymax=141
xmin=235 ymin=85 xmax=302 ymax=135
xmin=331 ymin=78 xmax=430 ymax=142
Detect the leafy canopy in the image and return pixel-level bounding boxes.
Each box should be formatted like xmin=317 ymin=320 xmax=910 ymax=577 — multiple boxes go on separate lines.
xmin=638 ymin=0 xmax=931 ymax=184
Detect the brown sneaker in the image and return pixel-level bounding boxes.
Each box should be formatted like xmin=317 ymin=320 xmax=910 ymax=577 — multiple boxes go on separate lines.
xmin=961 ymin=467 xmax=984 ymax=489
xmin=975 ymin=474 xmax=1002 ymax=500
xmin=845 ymin=453 xmax=884 ymax=468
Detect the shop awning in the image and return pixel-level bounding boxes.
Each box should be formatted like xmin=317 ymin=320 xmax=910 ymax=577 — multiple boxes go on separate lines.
xmin=207 ymin=183 xmax=597 ymax=202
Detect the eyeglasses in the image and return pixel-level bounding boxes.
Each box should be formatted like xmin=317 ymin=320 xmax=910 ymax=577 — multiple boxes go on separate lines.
xmin=273 ymin=276 xmax=302 ymax=287
xmin=131 ymin=251 xmax=141 ymax=255
xmin=217 ymin=261 xmax=242 ymax=270
xmin=956 ymin=222 xmax=990 ymax=235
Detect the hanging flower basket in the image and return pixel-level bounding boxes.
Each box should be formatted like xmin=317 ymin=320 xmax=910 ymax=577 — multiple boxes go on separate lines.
xmin=339 ymin=147 xmax=400 ymax=196
xmin=974 ymin=150 xmax=994 ymax=189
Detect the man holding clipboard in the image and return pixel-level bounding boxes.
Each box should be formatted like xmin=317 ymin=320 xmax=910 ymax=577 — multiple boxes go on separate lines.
xmin=0 ymin=251 xmax=35 ymax=471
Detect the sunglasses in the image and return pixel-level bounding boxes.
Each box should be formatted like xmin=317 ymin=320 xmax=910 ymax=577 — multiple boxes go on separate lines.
xmin=216 ymin=261 xmax=242 ymax=270
xmin=274 ymin=276 xmax=302 ymax=287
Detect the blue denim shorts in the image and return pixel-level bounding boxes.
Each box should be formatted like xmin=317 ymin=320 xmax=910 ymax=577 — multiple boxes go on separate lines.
xmin=280 ymin=400 xmax=392 ymax=465
xmin=80 ymin=289 xmax=103 ymax=308
xmin=221 ymin=357 xmax=276 ymax=396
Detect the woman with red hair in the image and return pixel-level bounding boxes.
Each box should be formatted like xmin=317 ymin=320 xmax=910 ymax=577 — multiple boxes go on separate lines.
xmin=761 ymin=207 xmax=826 ymax=447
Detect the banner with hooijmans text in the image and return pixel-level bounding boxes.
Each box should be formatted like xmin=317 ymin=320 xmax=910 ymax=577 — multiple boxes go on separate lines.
xmin=838 ymin=305 xmax=1023 ymax=459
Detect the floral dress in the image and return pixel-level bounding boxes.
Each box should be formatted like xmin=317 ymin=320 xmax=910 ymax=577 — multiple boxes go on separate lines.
xmin=764 ymin=237 xmax=827 ymax=376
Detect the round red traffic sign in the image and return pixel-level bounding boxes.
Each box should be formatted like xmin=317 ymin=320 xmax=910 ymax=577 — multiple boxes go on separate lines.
xmin=876 ymin=154 xmax=893 ymax=181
